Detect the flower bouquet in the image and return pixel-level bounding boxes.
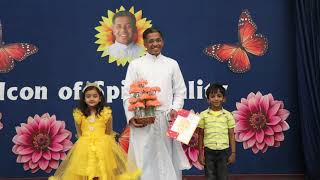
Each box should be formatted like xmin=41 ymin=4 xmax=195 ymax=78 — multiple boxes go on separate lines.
xmin=128 ymin=79 xmax=161 ymax=125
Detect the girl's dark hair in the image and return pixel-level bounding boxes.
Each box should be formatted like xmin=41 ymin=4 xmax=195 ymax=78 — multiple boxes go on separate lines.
xmin=205 ymin=83 xmax=226 ymax=99
xmin=78 ymin=86 xmax=107 ymax=117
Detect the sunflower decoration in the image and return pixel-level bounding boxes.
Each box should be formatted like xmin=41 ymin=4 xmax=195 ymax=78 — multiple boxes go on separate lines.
xmin=95 ymin=6 xmax=152 ymax=66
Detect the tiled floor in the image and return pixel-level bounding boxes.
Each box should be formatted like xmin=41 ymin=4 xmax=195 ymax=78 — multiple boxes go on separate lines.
xmin=184 ymin=174 xmax=304 ymax=180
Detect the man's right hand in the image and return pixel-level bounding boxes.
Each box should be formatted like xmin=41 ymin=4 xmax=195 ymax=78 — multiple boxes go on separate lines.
xmin=129 ymin=117 xmax=145 ymax=128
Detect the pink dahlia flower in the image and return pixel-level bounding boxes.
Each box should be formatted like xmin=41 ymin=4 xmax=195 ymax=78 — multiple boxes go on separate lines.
xmin=12 ymin=113 xmax=73 ymax=173
xmin=233 ymin=92 xmax=290 ymax=154
xmin=0 ymin=112 xmax=3 ymax=130
xmin=182 ymin=132 xmax=204 ymax=170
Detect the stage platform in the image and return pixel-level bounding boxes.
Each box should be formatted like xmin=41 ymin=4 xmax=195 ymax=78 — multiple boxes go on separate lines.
xmin=0 ymin=174 xmax=305 ymax=180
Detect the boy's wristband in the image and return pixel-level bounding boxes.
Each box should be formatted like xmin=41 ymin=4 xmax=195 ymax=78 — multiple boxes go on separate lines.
xmin=231 ymin=152 xmax=236 ymax=154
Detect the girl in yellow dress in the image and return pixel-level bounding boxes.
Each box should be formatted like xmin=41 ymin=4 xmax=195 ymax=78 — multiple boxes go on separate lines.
xmin=49 ymin=82 xmax=141 ymax=180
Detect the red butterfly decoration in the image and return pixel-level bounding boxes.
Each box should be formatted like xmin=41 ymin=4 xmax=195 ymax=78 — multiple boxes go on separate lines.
xmin=0 ymin=20 xmax=38 ymax=73
xmin=116 ymin=125 xmax=130 ymax=153
xmin=204 ymin=9 xmax=268 ymax=73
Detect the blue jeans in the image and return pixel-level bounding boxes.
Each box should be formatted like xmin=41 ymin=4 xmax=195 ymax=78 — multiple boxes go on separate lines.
xmin=204 ymin=147 xmax=229 ymax=180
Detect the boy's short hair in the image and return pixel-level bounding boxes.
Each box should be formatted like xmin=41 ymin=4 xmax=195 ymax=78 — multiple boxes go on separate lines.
xmin=206 ymin=83 xmax=226 ymax=99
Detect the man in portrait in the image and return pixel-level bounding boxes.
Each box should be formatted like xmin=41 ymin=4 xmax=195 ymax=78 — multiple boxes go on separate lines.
xmin=108 ymin=11 xmax=144 ymax=62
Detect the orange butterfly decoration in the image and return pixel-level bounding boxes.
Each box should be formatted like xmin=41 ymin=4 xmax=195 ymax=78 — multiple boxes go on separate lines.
xmin=204 ymin=9 xmax=268 ymax=73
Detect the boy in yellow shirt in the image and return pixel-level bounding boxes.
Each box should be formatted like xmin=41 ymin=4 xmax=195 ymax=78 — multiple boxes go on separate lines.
xmin=198 ymin=84 xmax=236 ymax=180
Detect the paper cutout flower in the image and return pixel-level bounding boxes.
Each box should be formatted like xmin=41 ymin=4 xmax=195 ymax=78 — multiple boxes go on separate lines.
xmin=12 ymin=113 xmax=73 ymax=173
xmin=0 ymin=112 xmax=3 ymax=130
xmin=95 ymin=6 xmax=152 ymax=66
xmin=182 ymin=132 xmax=204 ymax=170
xmin=233 ymin=92 xmax=290 ymax=154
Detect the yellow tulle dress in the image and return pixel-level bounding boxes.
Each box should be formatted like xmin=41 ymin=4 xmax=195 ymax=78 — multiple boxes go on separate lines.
xmin=49 ymin=107 xmax=141 ymax=180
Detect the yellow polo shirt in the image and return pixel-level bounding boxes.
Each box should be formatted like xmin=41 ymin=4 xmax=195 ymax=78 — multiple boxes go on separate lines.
xmin=198 ymin=108 xmax=235 ymax=150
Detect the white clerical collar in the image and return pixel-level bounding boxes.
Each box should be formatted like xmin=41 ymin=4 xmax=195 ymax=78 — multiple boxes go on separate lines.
xmin=114 ymin=41 xmax=135 ymax=49
xmin=146 ymin=52 xmax=163 ymax=60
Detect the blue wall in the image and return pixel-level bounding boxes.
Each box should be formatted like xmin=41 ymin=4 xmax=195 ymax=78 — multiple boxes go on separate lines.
xmin=0 ymin=0 xmax=304 ymax=178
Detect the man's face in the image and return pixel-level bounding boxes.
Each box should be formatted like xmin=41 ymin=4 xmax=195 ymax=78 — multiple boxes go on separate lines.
xmin=144 ymin=32 xmax=164 ymax=56
xmin=112 ymin=16 xmax=135 ymax=45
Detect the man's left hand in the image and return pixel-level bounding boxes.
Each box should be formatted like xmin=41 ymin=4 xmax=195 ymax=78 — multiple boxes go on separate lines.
xmin=169 ymin=109 xmax=177 ymax=121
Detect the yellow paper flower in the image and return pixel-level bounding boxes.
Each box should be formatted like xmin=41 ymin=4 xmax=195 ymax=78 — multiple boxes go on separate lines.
xmin=95 ymin=6 xmax=152 ymax=66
